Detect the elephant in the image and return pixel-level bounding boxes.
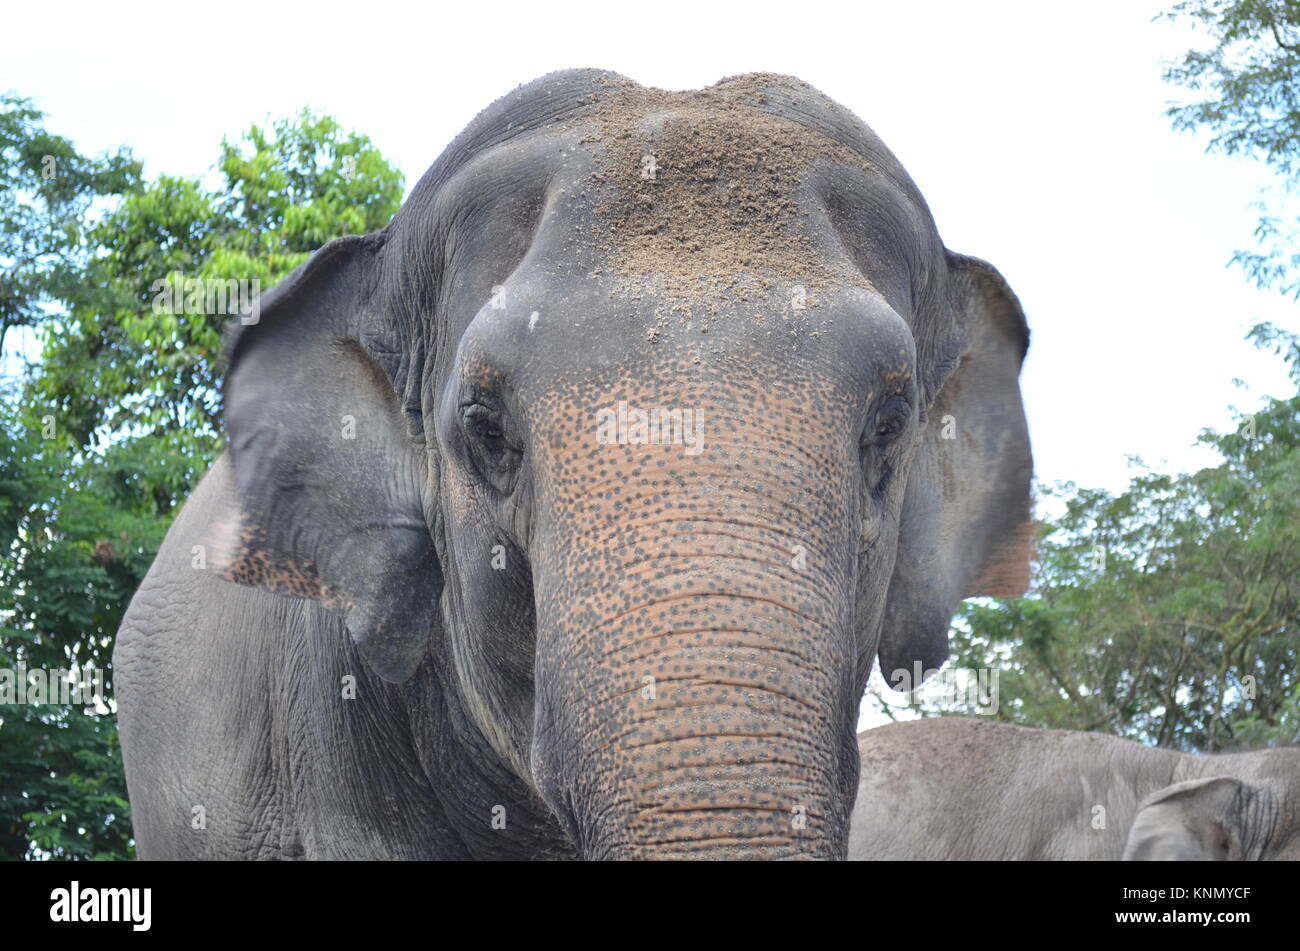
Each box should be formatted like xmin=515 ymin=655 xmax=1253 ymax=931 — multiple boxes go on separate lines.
xmin=112 ymin=69 xmax=1034 ymax=860
xmin=849 ymin=717 xmax=1300 ymax=860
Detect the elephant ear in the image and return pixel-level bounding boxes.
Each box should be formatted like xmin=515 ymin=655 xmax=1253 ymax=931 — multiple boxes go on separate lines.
xmin=878 ymin=253 xmax=1033 ymax=683
xmin=1122 ymin=777 xmax=1247 ymax=861
xmin=211 ymin=234 xmax=442 ymax=683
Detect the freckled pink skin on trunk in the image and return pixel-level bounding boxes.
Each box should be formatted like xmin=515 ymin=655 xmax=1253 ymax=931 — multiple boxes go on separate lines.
xmin=522 ymin=360 xmax=864 ymax=859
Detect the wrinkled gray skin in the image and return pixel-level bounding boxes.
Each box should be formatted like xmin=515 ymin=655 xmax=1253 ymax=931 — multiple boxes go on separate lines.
xmin=850 ymin=718 xmax=1300 ymax=860
xmin=113 ymin=70 xmax=1033 ymax=860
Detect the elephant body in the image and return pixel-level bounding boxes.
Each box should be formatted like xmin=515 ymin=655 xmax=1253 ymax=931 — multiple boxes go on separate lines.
xmin=114 ymin=71 xmax=1034 ymax=860
xmin=114 ymin=455 xmax=572 ymax=858
xmin=849 ymin=717 xmax=1300 ymax=860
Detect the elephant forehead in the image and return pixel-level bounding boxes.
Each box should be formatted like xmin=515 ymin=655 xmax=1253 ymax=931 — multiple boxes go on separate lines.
xmin=455 ymin=248 xmax=916 ymax=403
xmin=558 ymin=74 xmax=884 ymax=311
xmin=432 ymin=75 xmax=926 ymax=365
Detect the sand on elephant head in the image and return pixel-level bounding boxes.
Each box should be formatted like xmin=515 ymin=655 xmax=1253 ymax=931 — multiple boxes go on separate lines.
xmin=564 ymin=74 xmax=877 ymax=321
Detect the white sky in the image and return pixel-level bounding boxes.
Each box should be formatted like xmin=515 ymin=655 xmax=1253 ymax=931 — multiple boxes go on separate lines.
xmin=5 ymin=0 xmax=1296 ymax=494
xmin=5 ymin=0 xmax=1297 ymax=732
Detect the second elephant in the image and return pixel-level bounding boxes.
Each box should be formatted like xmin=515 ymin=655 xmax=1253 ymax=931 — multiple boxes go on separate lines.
xmin=850 ymin=717 xmax=1300 ymax=860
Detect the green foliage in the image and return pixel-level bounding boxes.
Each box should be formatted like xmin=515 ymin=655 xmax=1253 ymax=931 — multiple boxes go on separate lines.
xmin=909 ymin=326 xmax=1300 ymax=752
xmin=0 ymin=93 xmax=141 ymax=350
xmin=1 ymin=99 xmax=404 ymax=859
xmin=34 ymin=108 xmax=403 ymax=448
xmin=1162 ymin=1 xmax=1300 ymax=296
xmin=1 ymin=392 xmax=140 ymax=859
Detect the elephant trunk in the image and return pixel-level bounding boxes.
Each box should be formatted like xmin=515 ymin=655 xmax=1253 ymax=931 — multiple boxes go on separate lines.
xmin=528 ymin=434 xmax=861 ymax=859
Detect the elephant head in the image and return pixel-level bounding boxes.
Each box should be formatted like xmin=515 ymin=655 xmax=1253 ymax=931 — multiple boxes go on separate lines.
xmin=1123 ymin=769 xmax=1300 ymax=861
xmin=213 ymin=70 xmax=1033 ymax=859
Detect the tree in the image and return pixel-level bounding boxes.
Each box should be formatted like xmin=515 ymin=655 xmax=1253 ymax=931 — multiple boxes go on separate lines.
xmin=0 ymin=393 xmax=146 ymax=859
xmin=34 ymin=109 xmax=404 ymax=450
xmin=1162 ymin=1 xmax=1300 ymax=297
xmin=1 ymin=102 xmax=404 ymax=859
xmin=0 ymin=93 xmax=140 ymax=355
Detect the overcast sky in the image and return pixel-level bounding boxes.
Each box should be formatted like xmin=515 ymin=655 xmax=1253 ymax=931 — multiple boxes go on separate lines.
xmin=6 ymin=0 xmax=1297 ymax=496
xmin=7 ymin=0 xmax=1297 ymax=729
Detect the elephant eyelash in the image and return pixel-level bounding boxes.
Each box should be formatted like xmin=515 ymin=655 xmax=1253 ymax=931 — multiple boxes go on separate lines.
xmin=461 ymin=402 xmax=502 ymax=432
xmin=462 ymin=405 xmax=510 ymax=448
xmin=862 ymin=395 xmax=912 ymax=447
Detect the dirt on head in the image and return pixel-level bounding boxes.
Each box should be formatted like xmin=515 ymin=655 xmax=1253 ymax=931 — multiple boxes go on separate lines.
xmin=573 ymin=73 xmax=876 ymax=321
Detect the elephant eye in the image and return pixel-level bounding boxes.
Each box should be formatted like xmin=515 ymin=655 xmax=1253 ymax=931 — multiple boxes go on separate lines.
xmin=865 ymin=395 xmax=912 ymax=447
xmin=462 ymin=403 xmax=505 ymax=442
xmin=461 ymin=402 xmax=521 ymax=491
